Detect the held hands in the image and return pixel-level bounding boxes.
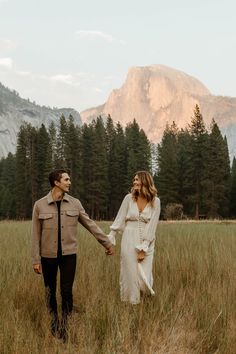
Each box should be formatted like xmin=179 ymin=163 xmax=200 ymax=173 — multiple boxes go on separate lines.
xmin=33 ymin=263 xmax=42 ymax=274
xmin=105 ymin=245 xmax=114 ymax=256
xmin=137 ymin=250 xmax=145 ymax=262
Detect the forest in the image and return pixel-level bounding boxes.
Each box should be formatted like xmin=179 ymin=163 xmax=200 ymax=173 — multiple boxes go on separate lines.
xmin=0 ymin=104 xmax=236 ymax=220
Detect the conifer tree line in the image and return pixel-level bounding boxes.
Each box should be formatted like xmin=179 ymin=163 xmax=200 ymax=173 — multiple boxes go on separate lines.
xmin=0 ymin=104 xmax=236 ymax=220
xmin=0 ymin=114 xmax=150 ymax=220
xmin=155 ymin=105 xmax=234 ymax=219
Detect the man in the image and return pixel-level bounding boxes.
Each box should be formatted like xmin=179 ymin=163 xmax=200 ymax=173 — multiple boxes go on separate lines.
xmin=32 ymin=169 xmax=113 ymax=341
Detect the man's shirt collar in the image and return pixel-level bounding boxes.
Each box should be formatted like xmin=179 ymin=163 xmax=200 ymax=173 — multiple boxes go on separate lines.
xmin=47 ymin=191 xmax=70 ymax=204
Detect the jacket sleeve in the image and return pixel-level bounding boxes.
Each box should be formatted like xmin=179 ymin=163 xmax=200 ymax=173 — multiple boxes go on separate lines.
xmin=107 ymin=194 xmax=130 ymax=245
xmin=78 ymin=202 xmax=112 ymax=249
xmin=31 ymin=202 xmax=42 ymax=265
xmin=135 ymin=197 xmax=161 ymax=252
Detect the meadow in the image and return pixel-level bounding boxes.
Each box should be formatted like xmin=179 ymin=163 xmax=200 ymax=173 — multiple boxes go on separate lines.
xmin=0 ymin=220 xmax=236 ymax=354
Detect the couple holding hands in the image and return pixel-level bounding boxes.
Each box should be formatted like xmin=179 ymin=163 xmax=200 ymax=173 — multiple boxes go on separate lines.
xmin=32 ymin=169 xmax=160 ymax=341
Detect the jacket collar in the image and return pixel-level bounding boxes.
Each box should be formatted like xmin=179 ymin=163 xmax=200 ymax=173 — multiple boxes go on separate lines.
xmin=47 ymin=191 xmax=70 ymax=204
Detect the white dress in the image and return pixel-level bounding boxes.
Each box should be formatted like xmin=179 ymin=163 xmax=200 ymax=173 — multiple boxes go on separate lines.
xmin=108 ymin=193 xmax=161 ymax=304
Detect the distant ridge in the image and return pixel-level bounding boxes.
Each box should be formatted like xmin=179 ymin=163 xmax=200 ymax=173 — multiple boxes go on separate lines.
xmin=0 ymin=82 xmax=82 ymax=158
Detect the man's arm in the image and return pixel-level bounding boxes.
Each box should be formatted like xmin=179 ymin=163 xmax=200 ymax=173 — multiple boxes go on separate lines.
xmin=78 ymin=203 xmax=114 ymax=254
xmin=31 ymin=203 xmax=43 ymax=268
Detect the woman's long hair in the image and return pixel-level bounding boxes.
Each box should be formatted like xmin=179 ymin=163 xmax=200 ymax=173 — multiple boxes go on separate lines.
xmin=131 ymin=171 xmax=157 ymax=206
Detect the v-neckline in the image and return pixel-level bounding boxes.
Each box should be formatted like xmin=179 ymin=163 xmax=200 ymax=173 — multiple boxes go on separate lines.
xmin=135 ymin=200 xmax=149 ymax=213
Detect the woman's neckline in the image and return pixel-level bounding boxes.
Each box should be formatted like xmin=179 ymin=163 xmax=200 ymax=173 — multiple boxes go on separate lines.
xmin=135 ymin=199 xmax=149 ymax=213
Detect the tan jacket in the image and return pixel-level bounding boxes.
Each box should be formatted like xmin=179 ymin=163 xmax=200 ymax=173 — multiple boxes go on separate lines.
xmin=31 ymin=191 xmax=111 ymax=265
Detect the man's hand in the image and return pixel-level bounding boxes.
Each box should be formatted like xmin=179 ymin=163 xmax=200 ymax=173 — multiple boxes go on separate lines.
xmin=105 ymin=245 xmax=114 ymax=256
xmin=33 ymin=263 xmax=42 ymax=274
xmin=137 ymin=250 xmax=145 ymax=263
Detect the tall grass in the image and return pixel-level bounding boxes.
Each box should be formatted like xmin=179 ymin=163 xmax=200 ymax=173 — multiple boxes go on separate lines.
xmin=1 ymin=221 xmax=236 ymax=353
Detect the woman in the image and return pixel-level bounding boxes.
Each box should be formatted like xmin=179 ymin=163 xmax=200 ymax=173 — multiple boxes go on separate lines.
xmin=108 ymin=171 xmax=161 ymax=304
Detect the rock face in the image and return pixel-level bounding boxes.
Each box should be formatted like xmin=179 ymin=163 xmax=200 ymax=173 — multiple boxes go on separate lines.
xmin=80 ymin=65 xmax=236 ymax=159
xmin=0 ymin=83 xmax=82 ymax=158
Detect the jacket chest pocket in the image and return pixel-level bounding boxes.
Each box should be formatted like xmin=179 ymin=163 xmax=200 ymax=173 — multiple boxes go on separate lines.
xmin=66 ymin=210 xmax=79 ymax=226
xmin=39 ymin=213 xmax=54 ymax=229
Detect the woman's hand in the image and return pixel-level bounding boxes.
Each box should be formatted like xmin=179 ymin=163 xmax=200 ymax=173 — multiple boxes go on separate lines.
xmin=137 ymin=250 xmax=145 ymax=262
xmin=105 ymin=245 xmax=114 ymax=255
xmin=33 ymin=263 xmax=42 ymax=274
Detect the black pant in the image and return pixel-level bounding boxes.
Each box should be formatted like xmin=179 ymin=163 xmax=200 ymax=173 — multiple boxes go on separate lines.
xmin=41 ymin=254 xmax=77 ymax=321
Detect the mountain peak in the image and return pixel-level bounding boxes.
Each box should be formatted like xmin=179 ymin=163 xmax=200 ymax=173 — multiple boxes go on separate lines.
xmin=80 ymin=65 xmax=236 ymax=159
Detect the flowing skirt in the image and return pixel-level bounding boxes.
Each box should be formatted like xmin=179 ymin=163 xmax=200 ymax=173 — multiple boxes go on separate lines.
xmin=120 ymin=221 xmax=155 ymax=304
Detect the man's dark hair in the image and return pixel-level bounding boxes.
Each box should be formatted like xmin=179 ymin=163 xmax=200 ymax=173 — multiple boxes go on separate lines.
xmin=49 ymin=169 xmax=68 ymax=187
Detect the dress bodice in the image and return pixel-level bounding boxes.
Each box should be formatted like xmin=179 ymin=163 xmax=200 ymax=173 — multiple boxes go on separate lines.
xmin=125 ymin=199 xmax=152 ymax=224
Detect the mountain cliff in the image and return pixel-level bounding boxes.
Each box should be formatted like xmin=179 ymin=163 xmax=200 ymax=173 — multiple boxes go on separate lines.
xmin=0 ymin=83 xmax=82 ymax=158
xmin=80 ymin=65 xmax=236 ymax=159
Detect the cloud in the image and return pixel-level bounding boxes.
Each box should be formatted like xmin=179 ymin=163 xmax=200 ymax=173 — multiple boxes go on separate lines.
xmin=49 ymin=74 xmax=83 ymax=87
xmin=0 ymin=57 xmax=13 ymax=69
xmin=94 ymin=87 xmax=103 ymax=93
xmin=16 ymin=71 xmax=32 ymax=77
xmin=50 ymin=74 xmax=74 ymax=84
xmin=76 ymin=30 xmax=117 ymax=43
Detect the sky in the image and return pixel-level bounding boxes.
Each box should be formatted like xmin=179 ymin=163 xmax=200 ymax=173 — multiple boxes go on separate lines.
xmin=0 ymin=0 xmax=236 ymax=113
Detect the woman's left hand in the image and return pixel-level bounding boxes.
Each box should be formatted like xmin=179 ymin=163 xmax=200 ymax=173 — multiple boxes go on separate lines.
xmin=137 ymin=250 xmax=145 ymax=262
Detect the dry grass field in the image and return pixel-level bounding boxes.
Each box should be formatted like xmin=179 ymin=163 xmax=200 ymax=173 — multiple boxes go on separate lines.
xmin=0 ymin=220 xmax=236 ymax=354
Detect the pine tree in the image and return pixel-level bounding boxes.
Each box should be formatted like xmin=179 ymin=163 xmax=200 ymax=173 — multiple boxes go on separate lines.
xmin=222 ymin=136 xmax=231 ymax=216
xmin=48 ymin=121 xmax=57 ymax=169
xmin=156 ymin=122 xmax=179 ymax=210
xmin=188 ymin=105 xmax=208 ymax=219
xmin=28 ymin=125 xmax=38 ymax=208
xmin=230 ymin=157 xmax=236 ymax=217
xmin=15 ymin=123 xmax=37 ymax=218
xmin=0 ymin=153 xmax=16 ymax=218
xmin=56 ymin=115 xmax=68 ymax=168
xmin=176 ymin=128 xmax=194 ymax=215
xmin=114 ymin=122 xmax=128 ymax=207
xmin=125 ymin=119 xmax=151 ymax=186
xmin=36 ymin=124 xmax=51 ymax=198
xmin=106 ymin=115 xmax=117 ymax=218
xmin=106 ymin=117 xmax=127 ymax=218
xmin=64 ymin=115 xmax=82 ymax=198
xmin=80 ymin=122 xmax=96 ymax=216
xmin=204 ymin=120 xmax=230 ymax=218
xmin=91 ymin=117 xmax=109 ymax=219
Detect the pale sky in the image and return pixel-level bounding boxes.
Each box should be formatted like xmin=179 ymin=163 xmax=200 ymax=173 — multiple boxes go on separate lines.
xmin=0 ymin=0 xmax=236 ymax=112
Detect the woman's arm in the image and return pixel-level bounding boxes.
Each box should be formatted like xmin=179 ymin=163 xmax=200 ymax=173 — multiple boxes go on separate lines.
xmin=135 ymin=197 xmax=161 ymax=253
xmin=107 ymin=194 xmax=130 ymax=245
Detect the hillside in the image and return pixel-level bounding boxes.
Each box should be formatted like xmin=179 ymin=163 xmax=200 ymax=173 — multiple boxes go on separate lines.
xmin=0 ymin=83 xmax=82 ymax=158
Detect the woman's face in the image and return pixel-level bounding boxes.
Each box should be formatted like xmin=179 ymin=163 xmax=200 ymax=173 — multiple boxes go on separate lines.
xmin=133 ymin=175 xmax=142 ymax=192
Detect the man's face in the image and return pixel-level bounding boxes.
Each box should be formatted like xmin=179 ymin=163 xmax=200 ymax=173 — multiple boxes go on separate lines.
xmin=55 ymin=173 xmax=71 ymax=193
